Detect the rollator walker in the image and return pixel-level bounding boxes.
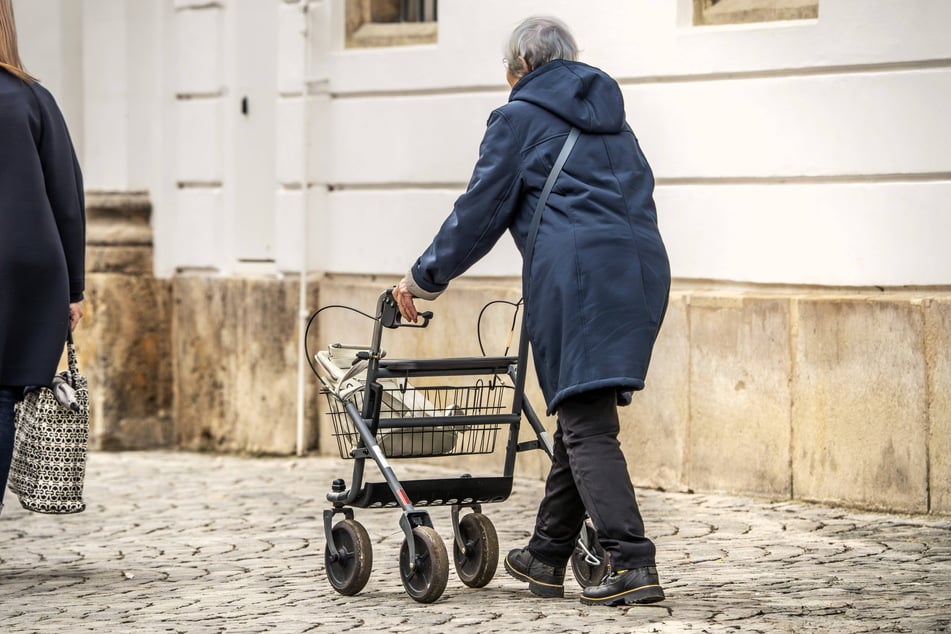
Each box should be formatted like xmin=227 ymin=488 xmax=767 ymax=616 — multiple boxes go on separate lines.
xmin=312 ymin=289 xmax=608 ymax=603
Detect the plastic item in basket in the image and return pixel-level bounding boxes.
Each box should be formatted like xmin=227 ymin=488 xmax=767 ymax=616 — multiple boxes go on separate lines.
xmin=378 ymin=404 xmax=465 ymax=458
xmin=378 ymin=427 xmax=457 ymax=457
xmin=318 ymin=346 xmax=469 ymax=458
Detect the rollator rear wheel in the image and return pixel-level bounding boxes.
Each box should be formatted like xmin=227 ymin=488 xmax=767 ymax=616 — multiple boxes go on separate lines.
xmin=325 ymin=519 xmax=373 ymax=596
xmin=570 ymin=520 xmax=610 ymax=588
xmin=452 ymin=512 xmax=499 ymax=588
xmin=399 ymin=525 xmax=449 ymax=603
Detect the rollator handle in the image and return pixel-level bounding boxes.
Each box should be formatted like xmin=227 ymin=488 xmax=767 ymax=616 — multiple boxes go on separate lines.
xmin=379 ymin=289 xmax=433 ymax=329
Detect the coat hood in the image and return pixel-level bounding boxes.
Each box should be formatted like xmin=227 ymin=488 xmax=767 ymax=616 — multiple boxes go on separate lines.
xmin=508 ymin=60 xmax=625 ymax=134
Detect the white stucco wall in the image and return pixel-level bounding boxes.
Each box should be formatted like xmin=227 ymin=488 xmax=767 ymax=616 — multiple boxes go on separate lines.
xmin=316 ymin=0 xmax=951 ymax=287
xmin=13 ymin=0 xmax=951 ymax=286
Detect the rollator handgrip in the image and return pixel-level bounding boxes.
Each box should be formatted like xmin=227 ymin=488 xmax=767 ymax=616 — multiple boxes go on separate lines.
xmin=380 ymin=289 xmax=433 ymax=329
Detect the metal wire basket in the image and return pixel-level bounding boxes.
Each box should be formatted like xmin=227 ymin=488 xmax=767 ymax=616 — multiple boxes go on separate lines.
xmin=324 ymin=380 xmax=512 ymax=459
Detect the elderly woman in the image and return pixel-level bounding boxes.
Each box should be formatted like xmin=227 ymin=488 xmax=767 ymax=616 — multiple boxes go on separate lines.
xmin=392 ymin=16 xmax=669 ymax=606
xmin=0 ymin=0 xmax=86 ymax=516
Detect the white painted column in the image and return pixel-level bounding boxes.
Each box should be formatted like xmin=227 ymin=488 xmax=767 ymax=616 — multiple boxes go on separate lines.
xmin=79 ymin=0 xmax=162 ymax=192
xmin=170 ymin=0 xmax=226 ymax=271
xmin=275 ymin=0 xmax=330 ymax=275
xmin=224 ymin=0 xmax=279 ymax=268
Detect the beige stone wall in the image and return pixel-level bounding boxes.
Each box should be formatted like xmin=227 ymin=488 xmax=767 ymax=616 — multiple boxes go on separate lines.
xmin=926 ymin=299 xmax=951 ymax=514
xmin=172 ymin=275 xmax=321 ymax=455
xmin=686 ymin=295 xmax=793 ymax=498
xmin=308 ymin=275 xmax=951 ymax=516
xmin=86 ymin=261 xmax=947 ymax=515
xmin=792 ymin=298 xmax=929 ymax=513
xmin=635 ymin=290 xmax=948 ymax=516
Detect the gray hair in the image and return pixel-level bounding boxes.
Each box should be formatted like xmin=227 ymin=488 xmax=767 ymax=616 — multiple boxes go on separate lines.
xmin=505 ymin=16 xmax=578 ymax=78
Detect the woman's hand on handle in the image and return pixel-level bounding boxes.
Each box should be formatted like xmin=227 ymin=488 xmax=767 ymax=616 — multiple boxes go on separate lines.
xmin=392 ymin=278 xmax=419 ymax=323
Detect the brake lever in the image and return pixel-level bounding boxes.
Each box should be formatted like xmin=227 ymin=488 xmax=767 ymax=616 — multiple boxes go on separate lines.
xmin=401 ymin=311 xmax=434 ymax=329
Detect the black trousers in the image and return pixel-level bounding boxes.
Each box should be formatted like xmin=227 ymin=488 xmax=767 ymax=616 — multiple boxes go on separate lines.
xmin=527 ymin=388 xmax=656 ymax=571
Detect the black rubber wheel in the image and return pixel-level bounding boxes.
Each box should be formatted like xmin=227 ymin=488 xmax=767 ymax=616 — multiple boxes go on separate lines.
xmin=452 ymin=512 xmax=499 ymax=588
xmin=325 ymin=518 xmax=373 ymax=596
xmin=570 ymin=520 xmax=610 ymax=588
xmin=399 ymin=525 xmax=449 ymax=603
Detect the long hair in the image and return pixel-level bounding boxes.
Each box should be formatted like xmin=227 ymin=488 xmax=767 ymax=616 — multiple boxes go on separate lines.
xmin=0 ymin=0 xmax=34 ymax=82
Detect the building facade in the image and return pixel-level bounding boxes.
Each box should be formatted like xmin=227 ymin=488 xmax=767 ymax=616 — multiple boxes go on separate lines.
xmin=13 ymin=0 xmax=951 ymax=514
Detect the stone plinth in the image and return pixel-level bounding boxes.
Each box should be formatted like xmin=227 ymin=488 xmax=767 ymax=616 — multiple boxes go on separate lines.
xmin=172 ymin=275 xmax=321 ymax=454
xmin=80 ymin=192 xmax=174 ymax=450
xmin=80 ymin=275 xmax=174 ymax=450
xmin=311 ymin=276 xmax=950 ymax=516
xmin=86 ymin=192 xmax=155 ymax=274
xmin=925 ymin=298 xmax=951 ymax=513
xmin=622 ymin=292 xmax=690 ymax=492
xmin=688 ymin=295 xmax=793 ymax=498
xmin=792 ymin=298 xmax=929 ymax=513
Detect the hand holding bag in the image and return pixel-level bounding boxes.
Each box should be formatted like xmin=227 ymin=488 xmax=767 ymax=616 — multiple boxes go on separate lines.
xmin=7 ymin=331 xmax=90 ymax=514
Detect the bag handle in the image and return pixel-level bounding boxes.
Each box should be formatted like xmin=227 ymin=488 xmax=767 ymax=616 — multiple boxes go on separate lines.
xmin=66 ymin=329 xmax=80 ymax=388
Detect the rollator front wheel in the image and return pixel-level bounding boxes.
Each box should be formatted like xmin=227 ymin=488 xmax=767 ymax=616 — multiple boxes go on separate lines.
xmin=325 ymin=518 xmax=373 ymax=596
xmin=453 ymin=512 xmax=499 ymax=588
xmin=570 ymin=520 xmax=610 ymax=588
xmin=399 ymin=525 xmax=449 ymax=603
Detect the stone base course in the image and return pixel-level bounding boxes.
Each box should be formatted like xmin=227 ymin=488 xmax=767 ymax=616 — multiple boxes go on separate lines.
xmin=172 ymin=275 xmax=321 ymax=454
xmin=314 ymin=276 xmax=951 ymax=516
xmin=76 ymin=259 xmax=951 ymax=515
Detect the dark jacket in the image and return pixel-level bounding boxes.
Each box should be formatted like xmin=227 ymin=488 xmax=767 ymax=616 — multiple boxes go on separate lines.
xmin=0 ymin=69 xmax=85 ymax=386
xmin=410 ymin=60 xmax=670 ymax=414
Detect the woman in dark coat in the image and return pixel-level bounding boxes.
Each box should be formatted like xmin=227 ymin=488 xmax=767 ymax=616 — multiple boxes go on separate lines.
xmin=0 ymin=0 xmax=86 ymax=515
xmin=392 ymin=16 xmax=670 ymax=607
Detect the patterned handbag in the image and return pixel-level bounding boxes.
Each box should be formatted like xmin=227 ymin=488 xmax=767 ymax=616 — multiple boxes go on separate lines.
xmin=7 ymin=332 xmax=90 ymax=514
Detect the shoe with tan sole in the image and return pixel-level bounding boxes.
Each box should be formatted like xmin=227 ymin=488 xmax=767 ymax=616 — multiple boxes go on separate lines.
xmin=580 ymin=566 xmax=666 ymax=606
xmin=504 ymin=548 xmax=566 ymax=598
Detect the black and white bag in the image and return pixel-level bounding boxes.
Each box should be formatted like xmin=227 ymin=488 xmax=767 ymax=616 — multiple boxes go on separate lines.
xmin=7 ymin=332 xmax=89 ymax=514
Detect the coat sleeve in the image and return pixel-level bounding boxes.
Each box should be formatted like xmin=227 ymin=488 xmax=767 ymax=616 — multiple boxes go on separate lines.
xmin=34 ymin=85 xmax=86 ymax=303
xmin=410 ymin=110 xmax=522 ymax=296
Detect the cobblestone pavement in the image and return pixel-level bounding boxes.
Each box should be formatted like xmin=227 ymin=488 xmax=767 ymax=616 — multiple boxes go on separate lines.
xmin=1 ymin=451 xmax=949 ymax=633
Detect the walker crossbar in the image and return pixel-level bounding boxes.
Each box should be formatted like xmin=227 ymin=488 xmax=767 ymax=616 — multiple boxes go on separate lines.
xmin=349 ymin=476 xmax=514 ymax=509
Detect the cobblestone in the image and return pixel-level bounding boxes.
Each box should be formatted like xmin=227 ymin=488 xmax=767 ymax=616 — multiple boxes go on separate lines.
xmin=1 ymin=451 xmax=949 ymax=633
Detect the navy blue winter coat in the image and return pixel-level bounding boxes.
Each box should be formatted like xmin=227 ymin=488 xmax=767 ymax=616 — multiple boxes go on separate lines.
xmin=0 ymin=69 xmax=85 ymax=386
xmin=409 ymin=60 xmax=670 ymax=414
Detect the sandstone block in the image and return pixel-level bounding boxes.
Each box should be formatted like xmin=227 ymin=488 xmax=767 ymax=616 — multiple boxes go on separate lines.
xmin=621 ymin=291 xmax=689 ymax=492
xmin=688 ymin=295 xmax=792 ymax=497
xmin=792 ymin=299 xmax=928 ymax=513
xmin=925 ymin=298 xmax=951 ymax=513
xmin=79 ymin=274 xmax=175 ymax=450
xmin=173 ymin=275 xmax=321 ymax=454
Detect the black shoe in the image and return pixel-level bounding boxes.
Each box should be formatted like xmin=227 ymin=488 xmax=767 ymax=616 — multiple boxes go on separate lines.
xmin=503 ymin=548 xmax=566 ymax=598
xmin=580 ymin=566 xmax=665 ymax=606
